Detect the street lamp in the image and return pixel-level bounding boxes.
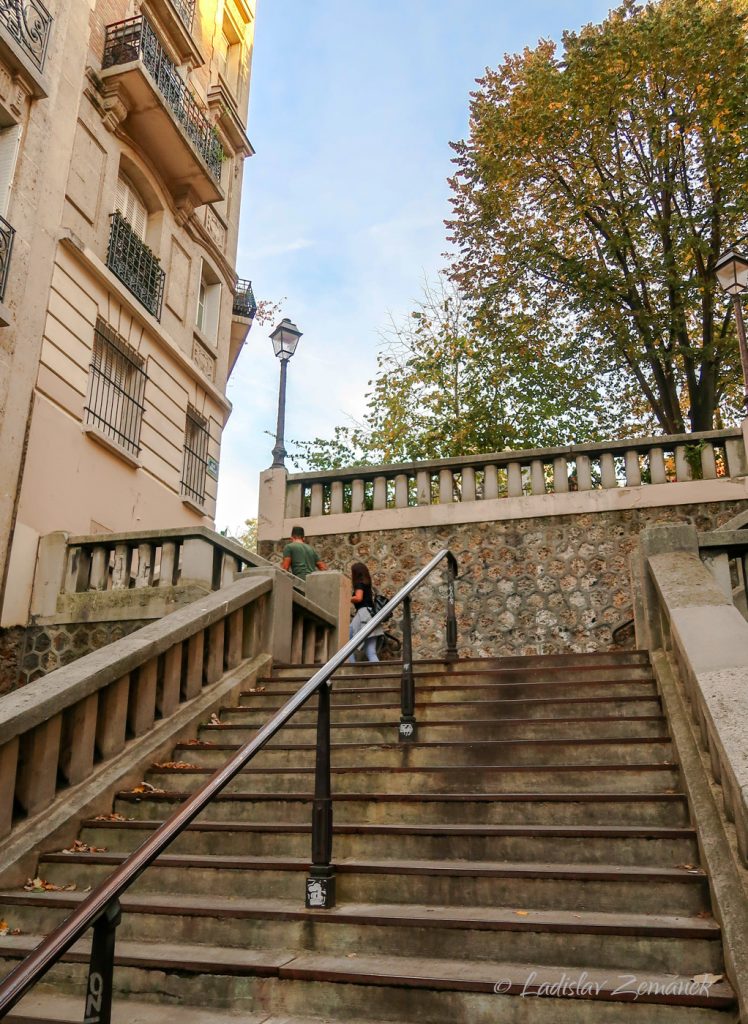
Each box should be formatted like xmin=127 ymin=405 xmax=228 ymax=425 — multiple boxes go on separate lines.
xmin=716 ymin=246 xmax=748 ymax=412
xmin=269 ymin=318 xmax=302 ymax=468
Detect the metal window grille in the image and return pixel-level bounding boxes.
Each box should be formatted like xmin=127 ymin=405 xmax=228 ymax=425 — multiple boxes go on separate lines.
xmin=102 ymin=15 xmax=223 ymax=181
xmin=0 ymin=214 xmax=14 ymax=302
xmin=84 ymin=319 xmax=147 ymax=458
xmin=233 ymin=279 xmax=257 ymax=319
xmin=181 ymin=406 xmax=210 ymax=505
xmin=107 ymin=211 xmax=165 ymax=320
xmin=0 ymin=0 xmax=53 ymax=74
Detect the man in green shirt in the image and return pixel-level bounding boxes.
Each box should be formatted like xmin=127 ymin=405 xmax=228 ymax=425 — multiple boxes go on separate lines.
xmin=281 ymin=526 xmax=327 ymax=581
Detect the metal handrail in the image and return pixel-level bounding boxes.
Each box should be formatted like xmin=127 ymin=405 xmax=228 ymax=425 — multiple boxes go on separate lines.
xmin=0 ymin=548 xmax=458 ymax=1019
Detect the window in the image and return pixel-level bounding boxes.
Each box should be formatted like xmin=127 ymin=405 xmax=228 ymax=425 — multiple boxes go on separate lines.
xmin=0 ymin=125 xmax=22 ymax=218
xmin=115 ymin=174 xmax=148 ymax=240
xmin=84 ymin=318 xmax=147 ymax=458
xmin=195 ymin=259 xmax=221 ymax=341
xmin=181 ymin=405 xmax=210 ymax=505
xmin=217 ymin=16 xmax=242 ymax=97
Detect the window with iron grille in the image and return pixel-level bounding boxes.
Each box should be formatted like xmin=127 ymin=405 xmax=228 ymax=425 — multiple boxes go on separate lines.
xmin=181 ymin=405 xmax=210 ymax=505
xmin=84 ymin=319 xmax=147 ymax=458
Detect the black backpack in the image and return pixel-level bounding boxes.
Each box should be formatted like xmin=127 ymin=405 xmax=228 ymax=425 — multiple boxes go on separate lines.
xmin=372 ymin=591 xmax=393 ymax=622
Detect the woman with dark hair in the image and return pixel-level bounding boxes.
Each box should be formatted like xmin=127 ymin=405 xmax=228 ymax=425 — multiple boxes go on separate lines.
xmin=349 ymin=561 xmax=383 ymax=663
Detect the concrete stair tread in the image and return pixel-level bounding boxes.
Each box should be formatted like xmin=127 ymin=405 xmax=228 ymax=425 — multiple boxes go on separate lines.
xmin=214 ymin=713 xmax=668 ymax=726
xmin=235 ymin=695 xmax=663 ymax=711
xmin=181 ymin=736 xmax=673 ymax=750
xmin=248 ymin=680 xmax=656 ymax=697
xmin=84 ymin=818 xmax=697 ymax=839
xmin=116 ymin=789 xmax=688 ymax=804
xmin=0 ymin=936 xmax=733 ymax=1010
xmin=144 ymin=761 xmax=678 ymax=776
xmin=7 ymin=991 xmax=258 ymax=1023
xmin=37 ymin=851 xmax=708 ymax=882
xmin=0 ymin=893 xmax=720 ymax=937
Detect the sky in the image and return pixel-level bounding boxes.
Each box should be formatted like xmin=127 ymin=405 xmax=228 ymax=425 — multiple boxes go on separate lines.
xmin=216 ymin=0 xmax=618 ymax=532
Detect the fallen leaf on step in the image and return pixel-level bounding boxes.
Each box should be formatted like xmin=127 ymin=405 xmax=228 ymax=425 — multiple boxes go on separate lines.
xmin=691 ymin=973 xmax=723 ymax=986
xmin=346 ymin=953 xmax=358 ymax=959
xmin=23 ymin=878 xmax=77 ymax=893
xmin=61 ymin=840 xmax=107 ymax=854
xmin=93 ymin=813 xmax=128 ymax=822
xmin=152 ymin=761 xmax=199 ymax=770
xmin=245 ymin=687 xmax=266 ymax=694
xmin=208 ymin=713 xmax=222 ymax=726
xmin=185 ymin=739 xmax=216 ymax=747
xmin=695 ymin=911 xmax=713 ymax=919
xmin=514 ymin=910 xmax=530 ymax=916
xmin=130 ymin=782 xmax=165 ymax=795
xmin=675 ymin=863 xmax=700 ymax=873
xmin=0 ymin=920 xmax=7 ymax=936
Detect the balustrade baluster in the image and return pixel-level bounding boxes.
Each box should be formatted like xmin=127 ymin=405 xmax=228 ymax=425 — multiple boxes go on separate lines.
xmin=351 ymin=479 xmax=365 ymax=513
xmin=416 ymin=470 xmax=431 ymax=505
xmin=303 ymin=620 xmax=317 ymax=663
xmin=134 ymin=543 xmax=154 ymax=588
xmin=90 ymin=545 xmax=109 ymax=591
xmin=0 ymin=738 xmax=19 ymax=837
xmin=221 ymin=553 xmax=239 ymax=588
xmin=285 ymin=482 xmax=303 ymax=518
xmin=553 ymin=457 xmax=569 ymax=493
xmin=15 ymin=715 xmax=62 ymax=817
xmin=624 ymin=451 xmax=641 ymax=487
xmin=96 ymin=677 xmax=129 ymax=758
xmin=725 ymin=438 xmax=748 ymax=477
xmin=226 ymin=609 xmax=244 ymax=670
xmin=600 ymin=452 xmax=617 ymax=488
xmin=206 ymin=620 xmax=225 ymax=682
xmin=184 ymin=631 xmax=204 ymax=698
xmin=291 ymin=615 xmax=304 ymax=664
xmin=700 ymin=442 xmax=717 ymax=480
xmin=395 ymin=474 xmax=409 ymax=508
xmin=64 ymin=545 xmax=91 ymax=594
xmin=461 ymin=467 xmax=476 ymax=502
xmin=530 ymin=460 xmax=545 ymax=495
xmin=310 ymin=483 xmax=324 ymax=517
xmin=330 ymin=481 xmax=344 ymax=515
xmin=649 ymin=447 xmax=667 ymax=484
xmin=158 ymin=541 xmax=177 ymax=586
xmin=507 ymin=462 xmax=522 ymax=497
xmin=483 ymin=464 xmax=498 ymax=500
xmin=674 ymin=446 xmax=692 ymax=482
xmin=575 ymin=455 xmax=591 ymax=491
xmin=111 ymin=543 xmax=132 ymax=589
xmin=159 ymin=644 xmax=183 ymax=717
xmin=439 ymin=469 xmax=453 ymax=504
xmin=373 ymin=476 xmax=387 ymax=510
xmin=128 ymin=660 xmax=157 ymax=736
xmin=59 ymin=694 xmax=98 ymax=786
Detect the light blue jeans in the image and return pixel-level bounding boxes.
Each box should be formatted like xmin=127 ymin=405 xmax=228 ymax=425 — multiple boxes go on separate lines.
xmin=349 ymin=625 xmax=380 ymax=663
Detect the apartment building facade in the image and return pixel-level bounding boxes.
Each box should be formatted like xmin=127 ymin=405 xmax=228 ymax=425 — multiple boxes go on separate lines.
xmin=0 ymin=0 xmax=257 ymax=627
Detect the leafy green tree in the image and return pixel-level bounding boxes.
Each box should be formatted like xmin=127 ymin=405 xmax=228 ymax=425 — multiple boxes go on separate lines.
xmin=449 ymin=0 xmax=748 ymax=433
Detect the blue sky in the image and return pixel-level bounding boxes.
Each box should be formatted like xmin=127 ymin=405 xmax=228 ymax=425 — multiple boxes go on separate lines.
xmin=217 ymin=0 xmax=618 ymax=531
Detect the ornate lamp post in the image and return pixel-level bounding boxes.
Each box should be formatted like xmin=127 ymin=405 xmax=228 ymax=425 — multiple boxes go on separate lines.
xmin=715 ymin=246 xmax=748 ymax=412
xmin=269 ymin=318 xmax=302 ymax=468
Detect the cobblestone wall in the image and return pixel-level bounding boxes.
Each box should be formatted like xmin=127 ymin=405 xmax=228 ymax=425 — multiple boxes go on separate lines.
xmin=0 ymin=620 xmax=148 ymax=692
xmin=259 ymin=501 xmax=744 ymax=658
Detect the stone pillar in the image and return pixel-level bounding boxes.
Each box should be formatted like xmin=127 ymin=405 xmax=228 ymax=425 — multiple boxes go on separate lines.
xmin=483 ymin=465 xmax=498 ymax=500
xmin=330 ymin=481 xmax=344 ymax=515
xmin=351 ymin=479 xmax=365 ymax=513
xmin=243 ymin=567 xmax=294 ymax=663
xmin=30 ymin=531 xmax=69 ymax=617
xmin=635 ymin=522 xmax=699 ymax=650
xmin=180 ymin=537 xmax=214 ymax=589
xmin=258 ymin=467 xmax=289 ymax=543
xmin=575 ymin=456 xmax=592 ymax=491
xmin=306 ymin=570 xmax=350 ymax=653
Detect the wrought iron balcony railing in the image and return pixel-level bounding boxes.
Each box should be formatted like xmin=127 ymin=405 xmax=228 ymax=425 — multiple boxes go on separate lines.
xmin=107 ymin=211 xmax=165 ymax=321
xmin=0 ymin=214 xmax=15 ymax=302
xmin=102 ymin=15 xmax=223 ymax=182
xmin=0 ymin=0 xmax=53 ymax=74
xmin=233 ymin=279 xmax=257 ymax=319
xmin=172 ymin=0 xmax=195 ymax=32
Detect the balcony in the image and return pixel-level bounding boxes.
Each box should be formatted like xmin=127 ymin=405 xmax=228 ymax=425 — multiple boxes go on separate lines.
xmin=0 ymin=0 xmax=53 ymax=96
xmin=100 ymin=15 xmax=224 ymax=206
xmin=233 ymin=279 xmax=257 ymax=319
xmin=106 ymin=211 xmax=165 ymax=320
xmin=171 ymin=0 xmax=195 ymax=31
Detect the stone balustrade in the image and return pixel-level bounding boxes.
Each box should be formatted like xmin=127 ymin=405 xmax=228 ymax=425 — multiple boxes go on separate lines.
xmin=0 ymin=569 xmax=343 ymax=846
xmin=259 ymin=428 xmax=748 ymax=542
xmin=698 ymin=527 xmax=748 ymax=618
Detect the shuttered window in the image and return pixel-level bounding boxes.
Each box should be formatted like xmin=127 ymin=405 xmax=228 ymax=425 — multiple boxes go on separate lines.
xmin=114 ymin=175 xmax=148 ymax=239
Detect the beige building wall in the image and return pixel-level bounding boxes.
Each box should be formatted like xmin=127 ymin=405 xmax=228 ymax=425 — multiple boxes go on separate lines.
xmin=0 ymin=0 xmax=258 ymax=627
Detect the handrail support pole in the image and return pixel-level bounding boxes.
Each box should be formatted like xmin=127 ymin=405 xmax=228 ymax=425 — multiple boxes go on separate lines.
xmin=306 ymin=681 xmax=335 ymax=908
xmin=446 ymin=555 xmax=458 ymax=661
xmin=399 ymin=596 xmax=417 ymax=742
xmin=84 ymin=898 xmax=121 ymax=1024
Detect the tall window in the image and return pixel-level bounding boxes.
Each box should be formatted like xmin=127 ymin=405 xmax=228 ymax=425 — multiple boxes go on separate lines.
xmin=84 ymin=318 xmax=147 ymax=458
xmin=195 ymin=259 xmax=221 ymax=342
xmin=181 ymin=405 xmax=210 ymax=505
xmin=115 ymin=174 xmax=148 ymax=239
xmin=0 ymin=125 xmax=21 ymax=218
xmin=217 ymin=17 xmax=241 ymax=97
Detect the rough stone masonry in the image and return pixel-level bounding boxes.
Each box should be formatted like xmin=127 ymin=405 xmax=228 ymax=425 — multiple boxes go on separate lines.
xmin=260 ymin=501 xmax=744 ymax=659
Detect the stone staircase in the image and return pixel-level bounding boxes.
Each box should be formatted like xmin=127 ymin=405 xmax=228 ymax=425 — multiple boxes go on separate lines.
xmin=0 ymin=651 xmax=739 ymax=1022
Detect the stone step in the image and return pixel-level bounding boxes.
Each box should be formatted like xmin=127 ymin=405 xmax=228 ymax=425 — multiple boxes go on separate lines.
xmin=0 ymin=938 xmax=732 ymax=1023
xmin=79 ymin=819 xmax=700 ymax=867
xmin=140 ymin=762 xmax=681 ymax=795
xmin=34 ymin=853 xmax=709 ymax=915
xmin=225 ymin=695 xmax=663 ymax=724
xmin=267 ymin=663 xmax=655 ymax=687
xmin=181 ymin=736 xmax=674 ymax=769
xmin=113 ymin=789 xmax=691 ymax=827
xmin=0 ymin=901 xmax=725 ymax=977
xmin=241 ymin=678 xmax=658 ymax=707
xmin=205 ymin=714 xmax=668 ymax=744
xmin=6 ymin=991 xmax=254 ymax=1024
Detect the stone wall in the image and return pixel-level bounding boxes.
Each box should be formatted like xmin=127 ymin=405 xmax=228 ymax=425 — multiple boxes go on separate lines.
xmin=259 ymin=500 xmax=745 ymax=659
xmin=0 ymin=619 xmax=148 ymax=693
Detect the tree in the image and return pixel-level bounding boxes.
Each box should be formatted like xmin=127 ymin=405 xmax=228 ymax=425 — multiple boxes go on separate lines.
xmin=221 ymin=518 xmax=257 ymax=552
xmin=449 ymin=0 xmax=748 ymax=434
xmin=290 ymin=275 xmax=625 ymax=470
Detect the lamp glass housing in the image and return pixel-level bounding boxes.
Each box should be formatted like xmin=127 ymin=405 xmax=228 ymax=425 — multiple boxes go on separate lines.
xmin=715 ymin=248 xmax=748 ymax=295
xmin=270 ymin=318 xmax=302 ymax=360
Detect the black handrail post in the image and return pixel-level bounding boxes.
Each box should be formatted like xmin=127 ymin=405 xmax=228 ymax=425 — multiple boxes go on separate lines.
xmin=306 ymin=681 xmax=335 ymax=908
xmin=446 ymin=554 xmax=458 ymax=662
xmin=399 ymin=596 xmax=417 ymax=742
xmin=84 ymin=899 xmax=121 ymax=1024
